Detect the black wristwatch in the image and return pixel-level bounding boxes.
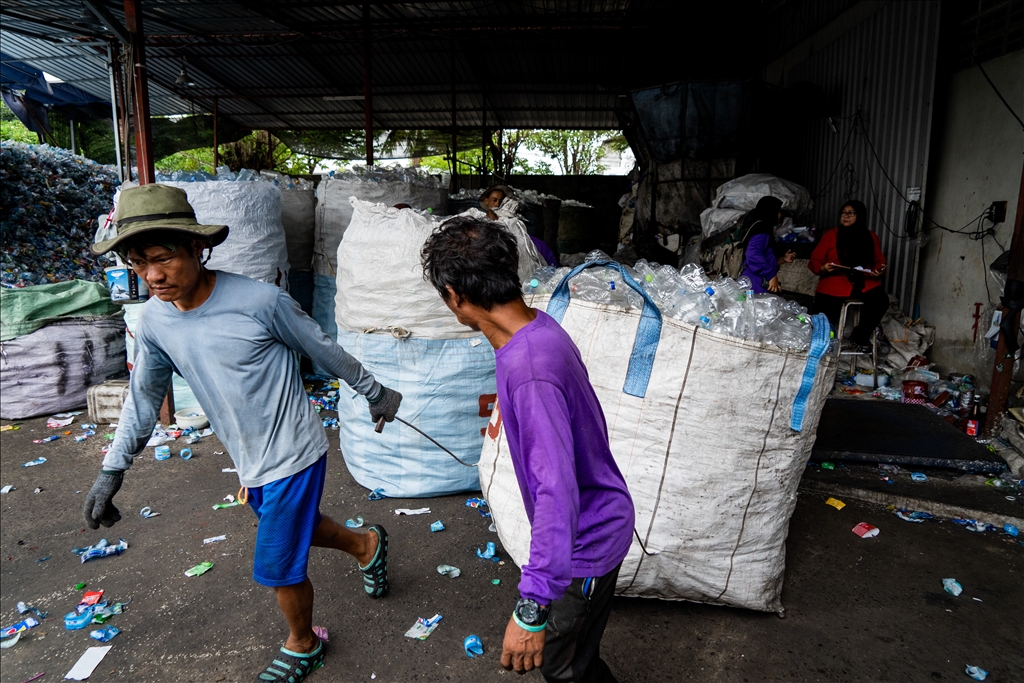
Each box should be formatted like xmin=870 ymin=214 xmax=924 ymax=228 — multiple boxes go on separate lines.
xmin=514 ymin=598 xmax=549 ymax=627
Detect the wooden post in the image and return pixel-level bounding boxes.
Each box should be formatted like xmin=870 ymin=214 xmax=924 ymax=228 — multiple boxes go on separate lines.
xmin=124 ymin=0 xmax=171 ymax=420
xmin=212 ymin=96 xmax=219 ymax=169
xmin=363 ymin=3 xmax=373 ymax=167
xmin=985 ymin=165 xmax=1024 ymax=436
xmin=123 ymin=0 xmax=155 ymax=185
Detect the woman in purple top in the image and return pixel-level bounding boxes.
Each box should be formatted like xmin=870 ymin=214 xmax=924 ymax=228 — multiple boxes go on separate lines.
xmin=740 ymin=196 xmax=795 ymax=293
xmin=422 ymin=215 xmax=634 ymax=683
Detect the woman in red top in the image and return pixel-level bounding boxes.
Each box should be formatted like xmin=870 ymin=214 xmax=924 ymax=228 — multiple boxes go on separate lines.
xmin=808 ymin=200 xmax=888 ymax=351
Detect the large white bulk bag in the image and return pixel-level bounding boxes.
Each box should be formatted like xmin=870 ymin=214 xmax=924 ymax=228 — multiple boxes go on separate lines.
xmin=159 ymin=181 xmax=290 ymax=287
xmin=479 ymin=261 xmax=837 ymax=613
xmin=1 ymin=317 xmax=127 ymax=419
xmin=313 ymin=176 xmax=447 ymax=276
xmin=333 ymin=329 xmax=495 ymax=497
xmin=334 ymin=199 xmax=544 ymax=340
xmin=700 ymin=174 xmax=813 ymax=240
xmin=281 ymin=188 xmax=316 ymax=272
xmin=330 ymin=200 xmax=542 ymax=497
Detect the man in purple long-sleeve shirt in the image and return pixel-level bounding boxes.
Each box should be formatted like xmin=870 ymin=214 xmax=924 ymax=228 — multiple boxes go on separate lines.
xmin=422 ymin=216 xmax=634 ymax=683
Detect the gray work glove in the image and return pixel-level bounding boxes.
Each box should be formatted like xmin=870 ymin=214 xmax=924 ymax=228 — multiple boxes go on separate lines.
xmin=83 ymin=470 xmax=124 ymax=530
xmin=367 ymin=385 xmax=403 ymax=424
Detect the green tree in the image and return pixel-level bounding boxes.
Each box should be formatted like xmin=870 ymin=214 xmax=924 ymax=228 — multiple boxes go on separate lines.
xmin=524 ymin=130 xmax=621 ymax=175
xmin=1 ymin=103 xmax=40 ymax=144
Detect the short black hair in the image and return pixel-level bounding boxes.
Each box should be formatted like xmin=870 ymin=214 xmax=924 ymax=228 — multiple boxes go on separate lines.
xmin=421 ymin=215 xmax=521 ymax=310
xmin=119 ymin=230 xmax=207 ymax=263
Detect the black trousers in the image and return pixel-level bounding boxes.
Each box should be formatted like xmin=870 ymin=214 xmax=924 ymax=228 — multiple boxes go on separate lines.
xmin=541 ymin=564 xmax=621 ymax=683
xmin=812 ymin=286 xmax=889 ymax=346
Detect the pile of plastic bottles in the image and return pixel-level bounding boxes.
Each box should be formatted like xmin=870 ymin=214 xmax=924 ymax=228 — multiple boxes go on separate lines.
xmin=154 ymin=166 xmax=314 ymax=190
xmin=521 ymin=251 xmax=814 ymax=351
xmin=322 ymin=163 xmax=445 ymax=188
xmin=0 ymin=142 xmax=121 ymax=287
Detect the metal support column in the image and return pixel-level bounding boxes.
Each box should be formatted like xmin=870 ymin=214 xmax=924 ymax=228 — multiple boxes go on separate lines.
xmin=362 ymin=4 xmax=373 ymax=167
xmin=212 ymin=97 xmax=219 ymax=169
xmin=106 ymin=42 xmax=123 ymax=181
xmin=986 ymin=165 xmax=1024 ymax=436
xmin=69 ymin=118 xmax=76 ymax=154
xmin=123 ymin=0 xmax=155 ymax=185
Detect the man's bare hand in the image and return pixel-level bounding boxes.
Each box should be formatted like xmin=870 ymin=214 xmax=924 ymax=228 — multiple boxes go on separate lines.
xmin=500 ymin=616 xmax=546 ymax=675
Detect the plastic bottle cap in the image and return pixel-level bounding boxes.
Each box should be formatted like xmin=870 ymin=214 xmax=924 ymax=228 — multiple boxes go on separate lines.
xmin=529 ymin=278 xmax=539 ymax=288
xmin=609 ymin=281 xmax=616 ymax=290
xmin=705 ymin=287 xmax=715 ymax=296
xmin=646 ymin=274 xmax=654 ymax=282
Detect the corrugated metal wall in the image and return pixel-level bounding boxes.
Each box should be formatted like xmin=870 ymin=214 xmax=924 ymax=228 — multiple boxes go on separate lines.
xmin=785 ymin=0 xmax=941 ymax=314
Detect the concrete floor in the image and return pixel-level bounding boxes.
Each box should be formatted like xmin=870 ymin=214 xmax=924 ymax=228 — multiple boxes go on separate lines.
xmin=1 ymin=414 xmax=1022 ymax=683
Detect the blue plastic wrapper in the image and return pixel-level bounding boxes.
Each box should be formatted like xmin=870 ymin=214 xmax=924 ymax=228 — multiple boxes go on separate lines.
xmin=430 ymin=520 xmax=445 ymax=532
xmin=464 ymin=634 xmax=484 ymax=658
xmin=90 ymin=625 xmax=120 ymax=642
xmin=476 ymin=542 xmax=496 ymax=559
xmin=368 ymin=488 xmax=387 ymax=501
xmin=965 ymin=665 xmax=988 ymax=681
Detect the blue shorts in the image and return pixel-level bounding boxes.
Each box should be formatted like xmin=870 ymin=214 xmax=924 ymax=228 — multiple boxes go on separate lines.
xmin=247 ymin=454 xmax=327 ymax=587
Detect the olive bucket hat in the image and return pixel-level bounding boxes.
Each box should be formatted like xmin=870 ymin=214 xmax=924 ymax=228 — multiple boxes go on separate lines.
xmin=91 ymin=184 xmax=229 ymax=255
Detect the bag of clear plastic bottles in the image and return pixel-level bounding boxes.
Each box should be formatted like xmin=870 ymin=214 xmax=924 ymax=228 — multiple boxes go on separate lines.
xmin=521 ymin=250 xmax=814 ymax=351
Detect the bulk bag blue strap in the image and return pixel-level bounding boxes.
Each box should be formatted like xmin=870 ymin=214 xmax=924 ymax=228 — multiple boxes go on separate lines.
xmin=546 ymin=259 xmax=662 ymax=398
xmin=790 ymin=313 xmax=831 ymax=431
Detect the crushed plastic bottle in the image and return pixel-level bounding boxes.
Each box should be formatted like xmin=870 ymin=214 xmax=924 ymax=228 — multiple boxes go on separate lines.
xmin=942 ymin=578 xmax=962 ymax=596
xmin=90 ymin=626 xmax=120 ymax=642
xmin=79 ymin=538 xmax=128 ymax=564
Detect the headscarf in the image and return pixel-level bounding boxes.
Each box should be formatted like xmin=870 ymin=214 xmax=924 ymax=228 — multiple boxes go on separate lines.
xmin=741 ymin=196 xmax=784 ymax=246
xmin=835 ymin=199 xmax=875 ymax=294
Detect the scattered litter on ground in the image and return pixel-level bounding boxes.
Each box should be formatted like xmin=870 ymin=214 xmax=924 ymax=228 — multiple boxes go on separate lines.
xmin=405 ymin=614 xmax=442 ymax=640
xmin=2 ymin=616 xmax=39 ymax=639
xmin=852 ymin=523 xmax=879 ymax=538
xmin=965 ymin=665 xmax=988 ymax=681
xmin=89 ymin=625 xmax=120 ymax=642
xmin=0 ymin=424 xmax=20 ymax=431
xmin=31 ymin=436 xmax=58 ymax=444
xmin=0 ymin=631 xmax=21 ymax=648
xmin=154 ymin=445 xmax=171 ymax=460
xmin=185 ymin=562 xmax=214 ymax=577
xmin=212 ymin=495 xmax=241 ymax=510
xmin=345 ymin=515 xmax=364 ymax=528
xmin=878 ymin=464 xmax=900 ymax=476
xmin=47 ymin=416 xmax=74 ymax=429
xmin=488 ymin=523 xmax=497 ymax=532
xmin=492 ymin=579 xmax=501 ymax=585
xmin=430 ymin=520 xmax=445 ymax=532
xmin=437 ymin=564 xmax=461 ymax=578
xmin=75 ymin=538 xmax=128 ymax=563
xmin=942 ymin=578 xmax=963 ymax=596
xmin=64 ymin=645 xmax=112 ymax=680
xmin=36 ymin=556 xmax=50 ymax=562
xmin=1 ymin=485 xmax=15 ymax=493
xmin=910 ymin=472 xmax=928 ymax=481
xmin=74 ymin=583 xmax=86 ymax=590
xmin=1005 ymin=524 xmax=1019 ymax=537
xmin=16 ymin=602 xmax=48 ymax=618
xmin=203 ymin=535 xmax=227 ymax=544
xmin=476 ymin=542 xmax=499 ymax=560
xmin=221 ymin=468 xmax=237 ymax=473
xmin=464 ymin=634 xmax=484 ymax=658
xmin=368 ymin=488 xmax=387 ymax=500
xmin=139 ymin=507 xmax=160 ymax=518
xmin=825 ymin=497 xmax=845 ymax=510
xmin=465 ymin=498 xmax=487 ymax=508
xmin=23 ymin=457 xmax=48 ymax=466
xmin=820 ymin=462 xmax=835 ymax=470
xmin=394 ymin=508 xmax=430 ymax=515
xmin=895 ymin=509 xmax=934 ymax=523
xmin=953 ymin=518 xmax=999 ymax=533
xmin=313 ymin=625 xmax=329 ymax=642
xmin=179 ymin=448 xmax=193 ymax=460
xmin=33 ymin=487 xmax=42 ymax=494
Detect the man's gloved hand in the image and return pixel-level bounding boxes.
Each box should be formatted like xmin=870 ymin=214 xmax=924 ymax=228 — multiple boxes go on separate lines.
xmin=83 ymin=470 xmax=124 ymax=530
xmin=368 ymin=385 xmax=403 ymax=424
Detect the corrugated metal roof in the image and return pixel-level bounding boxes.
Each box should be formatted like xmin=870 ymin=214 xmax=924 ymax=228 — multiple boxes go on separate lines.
xmin=1 ymin=1 xmax=854 ymax=130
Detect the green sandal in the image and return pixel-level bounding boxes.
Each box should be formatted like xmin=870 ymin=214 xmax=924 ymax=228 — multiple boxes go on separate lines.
xmin=255 ymin=639 xmax=324 ymax=682
xmin=358 ymin=525 xmax=389 ymax=598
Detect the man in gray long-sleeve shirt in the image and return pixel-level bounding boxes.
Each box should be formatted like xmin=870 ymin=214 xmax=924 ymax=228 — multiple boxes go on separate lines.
xmin=84 ymin=184 xmax=401 ymax=683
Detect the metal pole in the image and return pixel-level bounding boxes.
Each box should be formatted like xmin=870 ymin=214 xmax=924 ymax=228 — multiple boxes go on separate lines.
xmin=123 ymin=0 xmax=155 ymax=185
xmin=362 ymin=3 xmax=373 ymax=167
xmin=212 ymin=96 xmax=219 ymax=169
xmin=106 ymin=42 xmax=123 ymax=182
xmin=69 ymin=117 xmax=76 ymax=154
xmin=985 ymin=165 xmax=1024 ymax=436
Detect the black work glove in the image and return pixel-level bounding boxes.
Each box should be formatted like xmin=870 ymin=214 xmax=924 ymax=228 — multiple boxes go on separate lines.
xmin=367 ymin=385 xmax=403 ymax=424
xmin=83 ymin=470 xmax=124 ymax=530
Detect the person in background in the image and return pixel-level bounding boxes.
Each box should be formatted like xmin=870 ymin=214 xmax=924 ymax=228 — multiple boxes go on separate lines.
xmin=83 ymin=184 xmax=402 ymax=683
xmin=808 ymin=199 xmax=888 ymax=351
xmin=481 ymin=184 xmax=558 ymax=266
xmin=741 ymin=196 xmax=796 ymax=293
xmin=421 ymin=216 xmax=634 ymax=683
